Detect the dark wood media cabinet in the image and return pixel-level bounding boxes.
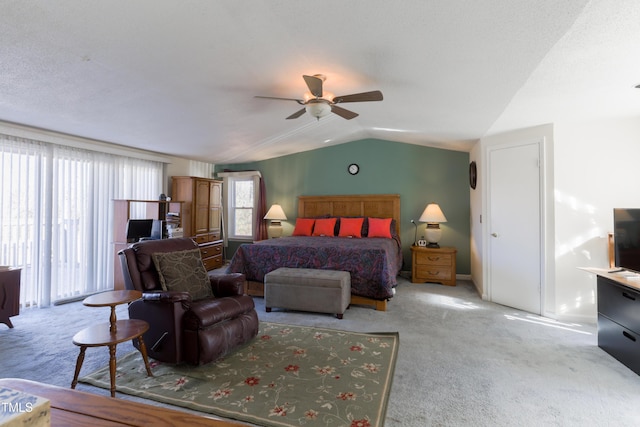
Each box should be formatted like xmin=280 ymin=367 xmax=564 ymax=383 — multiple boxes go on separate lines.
xmin=586 ymin=268 xmax=640 ymax=375
xmin=0 ymin=268 xmax=21 ymax=328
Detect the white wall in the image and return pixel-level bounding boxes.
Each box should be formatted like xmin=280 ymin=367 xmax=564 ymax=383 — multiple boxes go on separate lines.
xmin=473 ymin=124 xmax=556 ymax=317
xmin=554 ymin=117 xmax=640 ymax=322
xmin=165 ymin=158 xmax=215 ymax=194
xmin=469 ymin=143 xmax=483 ymax=295
xmin=165 ymin=159 xmax=214 ymax=180
xmin=473 ymin=117 xmax=640 ymax=324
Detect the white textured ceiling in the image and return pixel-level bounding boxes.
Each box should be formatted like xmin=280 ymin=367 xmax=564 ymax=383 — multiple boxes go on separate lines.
xmin=1 ymin=1 xmax=638 ymax=164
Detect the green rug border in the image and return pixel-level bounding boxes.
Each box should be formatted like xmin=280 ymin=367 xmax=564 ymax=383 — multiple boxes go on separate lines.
xmin=80 ymin=322 xmax=400 ymax=427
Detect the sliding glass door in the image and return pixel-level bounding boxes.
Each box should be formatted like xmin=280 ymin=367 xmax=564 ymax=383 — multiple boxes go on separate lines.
xmin=0 ymin=134 xmax=162 ymax=308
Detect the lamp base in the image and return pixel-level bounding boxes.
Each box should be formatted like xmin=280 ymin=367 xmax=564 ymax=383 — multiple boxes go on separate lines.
xmin=425 ymin=223 xmax=442 ymax=248
xmin=268 ymin=222 xmax=283 ymax=238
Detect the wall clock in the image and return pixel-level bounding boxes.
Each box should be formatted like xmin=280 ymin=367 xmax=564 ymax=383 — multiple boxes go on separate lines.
xmin=348 ymin=163 xmax=360 ymax=175
xmin=469 ymin=161 xmax=477 ymax=189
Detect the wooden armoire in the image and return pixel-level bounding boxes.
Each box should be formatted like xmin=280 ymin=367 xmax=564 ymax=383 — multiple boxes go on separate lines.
xmin=171 ymin=177 xmax=224 ymax=270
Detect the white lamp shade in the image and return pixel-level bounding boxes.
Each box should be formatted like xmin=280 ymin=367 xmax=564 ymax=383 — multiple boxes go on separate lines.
xmin=419 ymin=203 xmax=447 ymax=223
xmin=264 ymin=204 xmax=287 ymax=221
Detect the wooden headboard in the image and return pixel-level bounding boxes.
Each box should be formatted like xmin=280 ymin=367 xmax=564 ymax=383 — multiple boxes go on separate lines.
xmin=297 ymin=194 xmax=401 ymax=235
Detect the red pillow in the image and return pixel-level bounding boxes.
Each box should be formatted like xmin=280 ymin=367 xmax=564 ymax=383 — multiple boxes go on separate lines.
xmin=338 ymin=217 xmax=364 ymax=238
xmin=367 ymin=217 xmax=392 ymax=238
xmin=312 ymin=218 xmax=337 ymax=236
xmin=292 ymin=218 xmax=315 ymax=236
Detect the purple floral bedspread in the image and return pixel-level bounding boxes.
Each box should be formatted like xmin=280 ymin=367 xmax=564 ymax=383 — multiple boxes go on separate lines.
xmin=226 ymin=236 xmax=402 ymax=300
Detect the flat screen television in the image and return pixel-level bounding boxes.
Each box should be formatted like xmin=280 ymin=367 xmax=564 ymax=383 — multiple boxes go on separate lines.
xmin=125 ymin=219 xmax=154 ymax=243
xmin=613 ymin=208 xmax=640 ymax=273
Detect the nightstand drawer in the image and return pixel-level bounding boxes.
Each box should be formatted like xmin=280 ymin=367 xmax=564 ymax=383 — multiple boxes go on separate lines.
xmin=416 ymin=267 xmax=452 ymax=281
xmin=411 ymin=246 xmax=457 ymax=286
xmin=415 ymin=253 xmax=452 ymax=266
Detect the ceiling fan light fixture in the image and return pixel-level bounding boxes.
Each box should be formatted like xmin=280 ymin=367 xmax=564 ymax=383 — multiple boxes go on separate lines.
xmin=305 ymin=101 xmax=332 ymax=119
xmin=255 ymin=74 xmax=382 ymax=121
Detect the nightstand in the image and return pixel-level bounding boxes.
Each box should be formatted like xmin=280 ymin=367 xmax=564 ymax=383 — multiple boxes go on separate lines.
xmin=411 ymin=246 xmax=457 ymax=286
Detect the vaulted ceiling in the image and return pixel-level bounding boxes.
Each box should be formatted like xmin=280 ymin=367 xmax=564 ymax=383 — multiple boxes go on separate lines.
xmin=1 ymin=1 xmax=639 ymax=164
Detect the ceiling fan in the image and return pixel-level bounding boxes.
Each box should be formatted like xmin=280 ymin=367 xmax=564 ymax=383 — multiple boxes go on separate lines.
xmin=255 ymin=74 xmax=383 ymax=120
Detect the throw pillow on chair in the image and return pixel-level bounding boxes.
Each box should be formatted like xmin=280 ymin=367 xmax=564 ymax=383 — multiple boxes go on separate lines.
xmin=152 ymin=248 xmax=213 ymax=300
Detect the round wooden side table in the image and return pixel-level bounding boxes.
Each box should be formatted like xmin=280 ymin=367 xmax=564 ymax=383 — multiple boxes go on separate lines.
xmin=70 ymin=290 xmax=153 ymax=397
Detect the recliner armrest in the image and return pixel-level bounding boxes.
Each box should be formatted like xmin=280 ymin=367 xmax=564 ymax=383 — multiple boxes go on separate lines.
xmin=142 ymin=291 xmax=192 ymax=303
xmin=209 ymin=273 xmax=246 ymax=297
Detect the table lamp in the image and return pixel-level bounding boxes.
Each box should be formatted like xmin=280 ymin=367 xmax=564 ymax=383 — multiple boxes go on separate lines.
xmin=264 ymin=204 xmax=287 ymax=238
xmin=419 ymin=203 xmax=447 ymax=248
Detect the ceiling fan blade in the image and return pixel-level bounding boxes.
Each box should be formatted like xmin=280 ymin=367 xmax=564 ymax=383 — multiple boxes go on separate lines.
xmin=331 ymin=105 xmax=359 ymax=120
xmin=255 ymin=95 xmax=304 ymax=104
xmin=332 ymin=90 xmax=383 ymax=103
xmin=303 ymin=75 xmax=323 ymax=98
xmin=286 ymin=108 xmax=307 ymax=120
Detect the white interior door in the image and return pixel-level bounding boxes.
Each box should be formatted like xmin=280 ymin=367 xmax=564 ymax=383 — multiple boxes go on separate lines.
xmin=488 ymin=141 xmax=541 ymax=314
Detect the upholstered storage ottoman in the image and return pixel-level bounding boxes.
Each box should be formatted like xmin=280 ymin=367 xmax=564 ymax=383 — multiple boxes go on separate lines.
xmin=264 ymin=268 xmax=351 ymax=319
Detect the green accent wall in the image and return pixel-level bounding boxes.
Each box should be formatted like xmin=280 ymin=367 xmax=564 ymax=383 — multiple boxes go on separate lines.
xmin=215 ymin=138 xmax=470 ymax=274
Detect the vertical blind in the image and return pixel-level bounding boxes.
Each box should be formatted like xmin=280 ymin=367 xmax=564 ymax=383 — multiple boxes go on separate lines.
xmin=0 ymin=134 xmax=163 ymax=308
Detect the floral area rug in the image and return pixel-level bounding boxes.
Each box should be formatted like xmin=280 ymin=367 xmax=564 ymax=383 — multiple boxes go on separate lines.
xmin=80 ymin=322 xmax=399 ymax=427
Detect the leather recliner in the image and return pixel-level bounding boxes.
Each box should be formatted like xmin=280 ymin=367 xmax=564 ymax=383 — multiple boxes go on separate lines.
xmin=118 ymin=238 xmax=259 ymax=365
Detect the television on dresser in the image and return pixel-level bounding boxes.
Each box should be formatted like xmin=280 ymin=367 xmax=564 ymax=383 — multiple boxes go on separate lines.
xmin=613 ymin=208 xmax=640 ymax=273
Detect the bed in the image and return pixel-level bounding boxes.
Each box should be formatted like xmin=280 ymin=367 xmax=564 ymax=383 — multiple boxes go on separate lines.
xmin=226 ymin=194 xmax=402 ymax=311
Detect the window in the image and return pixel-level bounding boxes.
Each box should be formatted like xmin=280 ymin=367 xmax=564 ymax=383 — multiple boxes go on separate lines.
xmin=220 ymin=171 xmax=261 ymax=241
xmin=230 ymin=177 xmax=254 ymax=238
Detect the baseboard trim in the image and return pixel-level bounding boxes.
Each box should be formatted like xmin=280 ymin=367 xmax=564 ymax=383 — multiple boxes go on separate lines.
xmin=554 ymin=312 xmax=596 ymax=325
